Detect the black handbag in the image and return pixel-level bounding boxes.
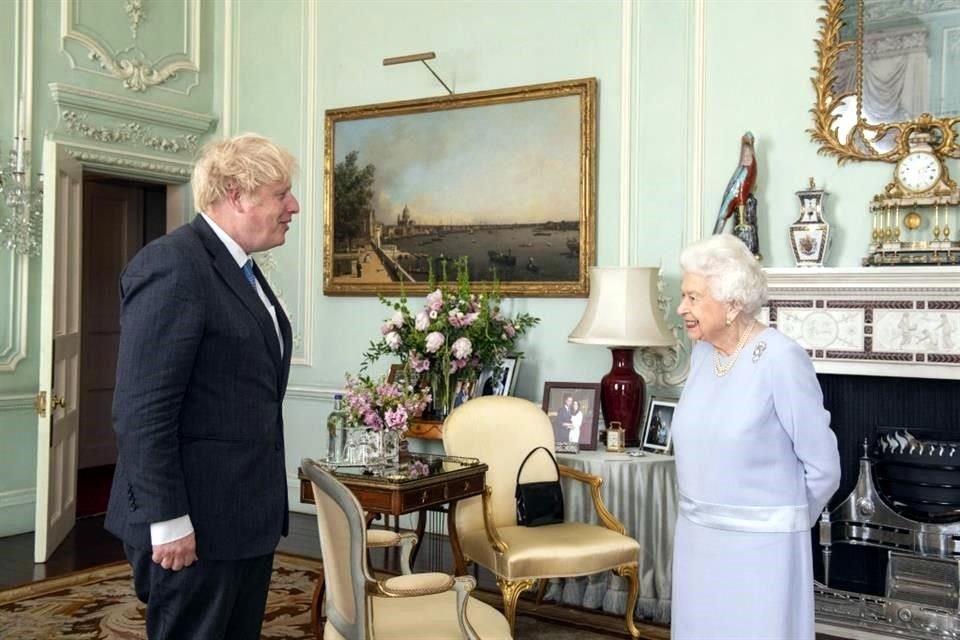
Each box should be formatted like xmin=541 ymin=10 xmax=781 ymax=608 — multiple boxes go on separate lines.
xmin=515 ymin=446 xmax=565 ymax=527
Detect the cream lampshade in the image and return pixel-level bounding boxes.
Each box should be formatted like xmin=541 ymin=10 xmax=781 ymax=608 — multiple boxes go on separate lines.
xmin=569 ymin=267 xmax=675 ymax=445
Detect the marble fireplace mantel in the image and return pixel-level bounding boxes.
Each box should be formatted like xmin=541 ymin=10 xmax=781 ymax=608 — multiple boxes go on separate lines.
xmin=762 ymin=266 xmax=960 ymax=380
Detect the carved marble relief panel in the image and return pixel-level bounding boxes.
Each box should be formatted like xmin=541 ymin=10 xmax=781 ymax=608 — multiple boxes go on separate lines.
xmin=61 ymin=0 xmax=201 ymax=95
xmin=764 ymin=268 xmax=960 ymax=378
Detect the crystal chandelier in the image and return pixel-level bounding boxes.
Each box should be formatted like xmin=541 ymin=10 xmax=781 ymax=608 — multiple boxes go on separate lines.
xmin=0 ymin=99 xmax=43 ymax=257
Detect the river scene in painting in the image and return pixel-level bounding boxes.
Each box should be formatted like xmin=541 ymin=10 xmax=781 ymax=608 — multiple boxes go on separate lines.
xmin=389 ymin=223 xmax=580 ymax=283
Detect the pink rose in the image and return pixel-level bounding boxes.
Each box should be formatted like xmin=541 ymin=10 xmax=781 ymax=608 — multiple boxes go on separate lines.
xmin=415 ymin=311 xmax=430 ymax=331
xmin=425 ymin=331 xmax=445 ymax=353
xmin=425 ymin=289 xmax=443 ymax=312
xmin=451 ymin=337 xmax=472 ymax=360
xmin=385 ymin=331 xmax=401 ymax=350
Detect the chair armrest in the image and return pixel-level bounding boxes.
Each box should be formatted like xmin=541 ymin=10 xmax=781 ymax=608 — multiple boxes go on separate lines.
xmin=366 ymin=529 xmax=417 ymax=575
xmin=377 ymin=572 xmax=455 ymax=596
xmin=481 ymin=485 xmax=509 ymax=553
xmin=371 ymin=574 xmax=482 ymax=640
xmin=558 ymin=464 xmax=626 ymax=535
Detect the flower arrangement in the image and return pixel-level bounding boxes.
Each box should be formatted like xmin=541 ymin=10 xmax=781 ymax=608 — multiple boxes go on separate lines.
xmin=362 ymin=258 xmax=540 ymax=418
xmin=342 ymin=373 xmax=431 ymax=433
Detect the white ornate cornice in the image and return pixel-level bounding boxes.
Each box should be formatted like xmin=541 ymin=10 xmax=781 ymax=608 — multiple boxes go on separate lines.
xmin=50 ymin=136 xmax=194 ymax=183
xmin=49 ymin=84 xmax=215 ymax=134
xmin=61 ymin=111 xmax=198 ymax=154
xmin=60 ymin=0 xmax=201 ymax=94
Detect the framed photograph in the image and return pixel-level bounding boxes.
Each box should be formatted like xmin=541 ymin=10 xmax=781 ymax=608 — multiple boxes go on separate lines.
xmin=541 ymin=382 xmax=601 ymax=451
xmin=323 ymin=78 xmax=597 ymax=298
xmin=605 ymin=421 xmax=625 ymax=452
xmin=475 ymin=356 xmax=519 ymax=398
xmin=642 ymin=398 xmax=678 ymax=454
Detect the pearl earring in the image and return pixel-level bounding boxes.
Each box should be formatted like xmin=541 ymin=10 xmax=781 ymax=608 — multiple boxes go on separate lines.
xmin=725 ymin=318 xmax=732 ymax=326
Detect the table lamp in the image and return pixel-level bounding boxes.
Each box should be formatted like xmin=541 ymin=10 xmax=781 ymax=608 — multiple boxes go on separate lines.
xmin=569 ymin=267 xmax=675 ymax=446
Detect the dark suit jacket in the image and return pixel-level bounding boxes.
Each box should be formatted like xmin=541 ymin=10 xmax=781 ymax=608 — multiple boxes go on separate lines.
xmin=106 ymin=216 xmax=292 ymax=560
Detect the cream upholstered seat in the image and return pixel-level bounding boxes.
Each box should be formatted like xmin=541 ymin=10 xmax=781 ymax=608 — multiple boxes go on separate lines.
xmin=301 ymin=458 xmax=512 ymax=640
xmin=443 ymin=396 xmax=641 ymax=638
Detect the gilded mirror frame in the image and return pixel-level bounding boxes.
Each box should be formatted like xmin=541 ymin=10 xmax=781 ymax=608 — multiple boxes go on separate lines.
xmin=809 ymin=0 xmax=960 ymax=163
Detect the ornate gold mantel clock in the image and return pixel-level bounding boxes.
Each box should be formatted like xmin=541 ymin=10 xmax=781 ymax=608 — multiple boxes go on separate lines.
xmin=865 ymin=129 xmax=960 ymax=266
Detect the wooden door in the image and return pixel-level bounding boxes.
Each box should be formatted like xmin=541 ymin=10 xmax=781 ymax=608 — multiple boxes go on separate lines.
xmin=34 ymin=142 xmax=83 ymax=562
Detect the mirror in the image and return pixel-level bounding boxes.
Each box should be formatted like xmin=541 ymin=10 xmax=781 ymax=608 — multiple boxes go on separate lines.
xmin=810 ymin=0 xmax=960 ymax=162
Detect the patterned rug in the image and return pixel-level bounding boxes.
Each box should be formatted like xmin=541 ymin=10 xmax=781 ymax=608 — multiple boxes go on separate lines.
xmin=0 ymin=553 xmax=622 ymax=639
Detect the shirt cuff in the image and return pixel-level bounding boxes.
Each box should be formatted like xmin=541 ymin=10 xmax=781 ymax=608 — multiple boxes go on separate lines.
xmin=150 ymin=515 xmax=194 ymax=546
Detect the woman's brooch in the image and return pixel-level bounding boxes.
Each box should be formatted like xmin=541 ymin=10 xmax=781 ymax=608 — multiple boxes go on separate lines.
xmin=752 ymin=341 xmax=767 ymax=362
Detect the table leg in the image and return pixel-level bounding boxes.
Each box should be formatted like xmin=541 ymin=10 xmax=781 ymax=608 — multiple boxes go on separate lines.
xmin=448 ymin=501 xmax=468 ymax=576
xmin=412 ymin=508 xmax=427 ymax=567
xmin=311 ymin=566 xmax=325 ymax=638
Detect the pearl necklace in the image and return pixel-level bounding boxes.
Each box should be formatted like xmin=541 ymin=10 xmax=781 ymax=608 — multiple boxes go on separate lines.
xmin=713 ymin=319 xmax=757 ymax=377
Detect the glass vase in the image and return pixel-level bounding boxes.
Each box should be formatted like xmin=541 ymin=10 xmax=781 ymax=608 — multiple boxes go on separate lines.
xmin=429 ymin=372 xmax=455 ymax=420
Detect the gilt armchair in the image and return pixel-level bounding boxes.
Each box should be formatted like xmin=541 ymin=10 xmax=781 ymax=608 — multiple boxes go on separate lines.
xmin=301 ymin=458 xmax=512 ymax=639
xmin=443 ymin=396 xmax=641 ymax=638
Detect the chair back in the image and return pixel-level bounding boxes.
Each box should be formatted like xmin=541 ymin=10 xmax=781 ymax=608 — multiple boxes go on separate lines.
xmin=443 ymin=396 xmax=556 ymax=535
xmin=301 ymin=458 xmax=373 ymax=640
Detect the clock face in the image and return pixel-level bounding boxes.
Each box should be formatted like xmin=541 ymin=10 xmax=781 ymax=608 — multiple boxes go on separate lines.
xmin=896 ymin=152 xmax=942 ymax=193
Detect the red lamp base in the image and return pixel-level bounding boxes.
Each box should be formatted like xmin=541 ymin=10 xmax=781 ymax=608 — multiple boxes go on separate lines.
xmin=599 ymin=347 xmax=646 ymax=447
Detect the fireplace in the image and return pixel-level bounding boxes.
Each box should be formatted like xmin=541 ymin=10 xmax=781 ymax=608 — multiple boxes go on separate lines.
xmin=764 ymin=267 xmax=960 ymax=639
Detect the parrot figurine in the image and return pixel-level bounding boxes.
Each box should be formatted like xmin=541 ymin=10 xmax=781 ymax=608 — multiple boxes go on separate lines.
xmin=712 ymin=131 xmax=757 ymax=235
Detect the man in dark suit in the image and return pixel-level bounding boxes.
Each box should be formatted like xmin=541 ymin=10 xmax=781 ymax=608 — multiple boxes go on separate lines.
xmin=105 ymin=133 xmax=299 ymax=639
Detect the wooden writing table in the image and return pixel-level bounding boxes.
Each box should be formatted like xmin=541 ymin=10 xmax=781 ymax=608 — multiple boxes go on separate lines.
xmin=297 ymin=453 xmax=487 ymax=636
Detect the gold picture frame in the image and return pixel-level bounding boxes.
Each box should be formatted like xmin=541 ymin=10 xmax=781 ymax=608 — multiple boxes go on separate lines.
xmin=323 ymin=78 xmax=597 ymax=297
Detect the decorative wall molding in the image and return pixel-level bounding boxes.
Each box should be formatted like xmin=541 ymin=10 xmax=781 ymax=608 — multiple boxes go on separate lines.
xmin=0 ymin=393 xmax=35 ymax=411
xmin=618 ymin=0 xmax=633 ymax=266
xmin=295 ymin=0 xmax=319 ymax=367
xmin=637 ymin=275 xmax=690 ymax=388
xmin=60 ymin=0 xmax=201 ymax=94
xmin=50 ymin=84 xmax=216 ymax=134
xmin=0 ymin=254 xmax=29 ymax=373
xmin=47 ymin=133 xmax=196 ymax=184
xmin=61 ymin=111 xmax=199 ymax=154
xmin=64 ymin=146 xmax=192 ymax=181
xmin=0 ymin=488 xmax=35 ymax=510
xmin=125 ymin=0 xmax=145 ymax=40
xmin=689 ymin=0 xmax=706 ymax=245
xmin=764 ymin=267 xmax=960 ymax=379
xmin=1 ymin=0 xmax=34 ymax=374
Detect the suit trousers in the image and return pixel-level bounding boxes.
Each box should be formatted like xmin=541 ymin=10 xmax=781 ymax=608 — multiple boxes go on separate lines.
xmin=125 ymin=544 xmax=274 ymax=640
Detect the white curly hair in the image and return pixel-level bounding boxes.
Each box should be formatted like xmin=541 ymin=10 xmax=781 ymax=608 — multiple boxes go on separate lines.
xmin=679 ymin=234 xmax=767 ymax=315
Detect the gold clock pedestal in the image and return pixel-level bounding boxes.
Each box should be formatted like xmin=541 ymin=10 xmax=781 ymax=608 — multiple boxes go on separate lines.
xmin=864 ymin=131 xmax=960 ymax=266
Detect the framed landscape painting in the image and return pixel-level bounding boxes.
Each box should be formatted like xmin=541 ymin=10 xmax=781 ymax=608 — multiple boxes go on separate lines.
xmin=323 ymin=77 xmax=597 ymax=297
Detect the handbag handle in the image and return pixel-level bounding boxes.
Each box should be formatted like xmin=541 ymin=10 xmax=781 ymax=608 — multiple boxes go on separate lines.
xmin=516 ymin=446 xmax=561 ymax=486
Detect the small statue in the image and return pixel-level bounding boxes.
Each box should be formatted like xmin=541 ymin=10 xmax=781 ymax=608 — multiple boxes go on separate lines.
xmin=733 ymin=194 xmax=762 ymax=260
xmin=713 ymin=132 xmax=758 ymax=235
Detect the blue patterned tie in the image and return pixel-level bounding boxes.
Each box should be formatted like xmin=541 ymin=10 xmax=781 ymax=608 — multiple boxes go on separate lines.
xmin=242 ymin=259 xmax=257 ymax=289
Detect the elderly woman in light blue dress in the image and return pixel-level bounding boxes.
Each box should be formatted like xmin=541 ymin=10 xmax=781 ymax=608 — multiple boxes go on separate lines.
xmin=670 ymin=234 xmax=841 ymax=640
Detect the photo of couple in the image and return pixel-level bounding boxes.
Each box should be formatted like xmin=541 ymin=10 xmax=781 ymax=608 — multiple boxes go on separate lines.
xmin=542 ymin=383 xmax=600 ymax=451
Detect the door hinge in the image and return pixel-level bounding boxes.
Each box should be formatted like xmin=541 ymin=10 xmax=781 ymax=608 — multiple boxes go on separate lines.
xmin=35 ymin=391 xmax=47 ymax=417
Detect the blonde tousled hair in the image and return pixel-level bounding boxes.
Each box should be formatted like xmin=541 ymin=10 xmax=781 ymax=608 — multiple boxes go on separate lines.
xmin=191 ymin=133 xmax=298 ymax=211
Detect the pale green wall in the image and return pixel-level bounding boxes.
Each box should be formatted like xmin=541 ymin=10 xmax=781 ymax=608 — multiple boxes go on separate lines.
xmin=3 ymin=0 xmax=957 ymax=532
